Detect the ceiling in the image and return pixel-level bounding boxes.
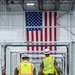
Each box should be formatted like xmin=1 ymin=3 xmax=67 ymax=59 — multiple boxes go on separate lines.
xmin=0 ymin=0 xmax=75 ymax=12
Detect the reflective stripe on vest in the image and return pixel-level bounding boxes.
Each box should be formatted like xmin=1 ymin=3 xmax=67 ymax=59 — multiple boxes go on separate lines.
xmin=20 ymin=62 xmax=32 ymax=75
xmin=43 ymin=56 xmax=55 ymax=74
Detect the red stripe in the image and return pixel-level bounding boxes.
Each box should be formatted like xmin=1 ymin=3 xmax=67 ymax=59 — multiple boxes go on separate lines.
xmin=49 ymin=12 xmax=52 ymax=51
xmin=32 ymin=31 xmax=34 ymax=51
xmin=54 ymin=12 xmax=57 ymax=50
xmin=45 ymin=12 xmax=47 ymax=49
xmin=36 ymin=30 xmax=38 ymax=51
xmin=40 ymin=30 xmax=43 ymax=50
xmin=26 ymin=31 xmax=29 ymax=51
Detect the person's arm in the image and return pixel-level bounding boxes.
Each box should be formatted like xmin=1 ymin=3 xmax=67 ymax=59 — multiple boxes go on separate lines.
xmin=40 ymin=60 xmax=44 ymax=71
xmin=57 ymin=67 xmax=63 ymax=74
xmin=31 ymin=63 xmax=36 ymax=75
xmin=33 ymin=68 xmax=36 ymax=75
xmin=54 ymin=59 xmax=58 ymax=67
xmin=14 ymin=67 xmax=19 ymax=75
xmin=54 ymin=59 xmax=63 ymax=74
xmin=38 ymin=60 xmax=44 ymax=75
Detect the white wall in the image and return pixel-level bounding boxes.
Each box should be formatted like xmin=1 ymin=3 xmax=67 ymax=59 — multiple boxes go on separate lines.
xmin=70 ymin=42 xmax=75 ymax=75
xmin=0 ymin=45 xmax=2 ymax=75
xmin=57 ymin=12 xmax=70 ymax=41
xmin=0 ymin=11 xmax=26 ymax=42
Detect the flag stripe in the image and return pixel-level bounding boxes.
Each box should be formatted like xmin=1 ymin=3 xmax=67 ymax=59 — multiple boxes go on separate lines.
xmin=43 ymin=12 xmax=45 ymax=49
xmin=26 ymin=30 xmax=29 ymax=51
xmin=32 ymin=31 xmax=34 ymax=51
xmin=34 ymin=31 xmax=36 ymax=51
xmin=52 ymin=12 xmax=54 ymax=51
xmin=38 ymin=30 xmax=40 ymax=51
xmin=29 ymin=31 xmax=32 ymax=51
xmin=54 ymin=12 xmax=57 ymax=50
xmin=40 ymin=30 xmax=43 ymax=50
xmin=45 ymin=12 xmax=47 ymax=49
xmin=49 ymin=12 xmax=52 ymax=51
xmin=36 ymin=30 xmax=38 ymax=51
xmin=47 ymin=12 xmax=49 ymax=49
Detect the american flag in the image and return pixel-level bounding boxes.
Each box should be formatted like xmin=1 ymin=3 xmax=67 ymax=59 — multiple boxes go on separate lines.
xmin=26 ymin=12 xmax=57 ymax=51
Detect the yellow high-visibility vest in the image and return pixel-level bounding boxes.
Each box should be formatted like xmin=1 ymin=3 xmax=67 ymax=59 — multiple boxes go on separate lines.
xmin=43 ymin=56 xmax=55 ymax=75
xmin=17 ymin=61 xmax=34 ymax=75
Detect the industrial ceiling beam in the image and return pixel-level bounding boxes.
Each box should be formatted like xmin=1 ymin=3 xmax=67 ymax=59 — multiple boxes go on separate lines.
xmin=57 ymin=0 xmax=60 ymax=10
xmin=55 ymin=0 xmax=60 ymax=10
xmin=70 ymin=0 xmax=74 ymax=10
xmin=37 ymin=0 xmax=40 ymax=10
xmin=37 ymin=0 xmax=43 ymax=10
xmin=40 ymin=0 xmax=43 ymax=10
xmin=1 ymin=0 xmax=10 ymax=11
xmin=6 ymin=0 xmax=9 ymax=5
xmin=19 ymin=0 xmax=25 ymax=11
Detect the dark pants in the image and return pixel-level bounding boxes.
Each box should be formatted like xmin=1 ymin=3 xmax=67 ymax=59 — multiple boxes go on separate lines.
xmin=43 ymin=73 xmax=55 ymax=75
xmin=47 ymin=74 xmax=55 ymax=75
xmin=48 ymin=74 xmax=55 ymax=75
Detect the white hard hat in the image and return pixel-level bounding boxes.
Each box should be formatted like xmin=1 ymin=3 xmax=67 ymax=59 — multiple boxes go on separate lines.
xmin=43 ymin=48 xmax=50 ymax=54
xmin=21 ymin=54 xmax=29 ymax=58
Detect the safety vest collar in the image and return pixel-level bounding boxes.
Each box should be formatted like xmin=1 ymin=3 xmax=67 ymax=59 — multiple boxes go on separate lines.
xmin=21 ymin=74 xmax=32 ymax=75
xmin=22 ymin=60 xmax=29 ymax=63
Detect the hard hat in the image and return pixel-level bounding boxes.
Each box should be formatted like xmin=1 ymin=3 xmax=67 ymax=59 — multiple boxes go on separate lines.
xmin=21 ymin=54 xmax=29 ymax=58
xmin=43 ymin=48 xmax=50 ymax=54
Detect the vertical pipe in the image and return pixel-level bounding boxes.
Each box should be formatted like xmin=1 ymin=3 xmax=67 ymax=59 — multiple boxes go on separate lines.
xmin=67 ymin=46 xmax=69 ymax=75
xmin=62 ymin=56 xmax=64 ymax=74
xmin=69 ymin=43 xmax=71 ymax=75
xmin=37 ymin=0 xmax=40 ymax=10
xmin=0 ymin=45 xmax=2 ymax=75
xmin=4 ymin=46 xmax=6 ymax=69
xmin=41 ymin=0 xmax=43 ymax=10
xmin=65 ymin=50 xmax=67 ymax=75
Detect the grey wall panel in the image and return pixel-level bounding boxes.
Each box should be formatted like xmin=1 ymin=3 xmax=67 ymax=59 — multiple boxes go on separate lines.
xmin=71 ymin=42 xmax=75 ymax=75
xmin=10 ymin=53 xmax=20 ymax=75
xmin=0 ymin=45 xmax=2 ymax=75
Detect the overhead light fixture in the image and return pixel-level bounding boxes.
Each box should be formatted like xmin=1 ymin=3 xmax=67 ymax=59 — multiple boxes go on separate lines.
xmin=26 ymin=3 xmax=34 ymax=6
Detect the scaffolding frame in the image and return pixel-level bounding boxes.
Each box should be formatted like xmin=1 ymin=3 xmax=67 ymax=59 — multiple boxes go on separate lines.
xmin=0 ymin=42 xmax=69 ymax=75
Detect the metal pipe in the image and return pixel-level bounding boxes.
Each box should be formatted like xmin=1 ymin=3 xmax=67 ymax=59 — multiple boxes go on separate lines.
xmin=1 ymin=0 xmax=10 ymax=11
xmin=41 ymin=0 xmax=43 ymax=10
xmin=70 ymin=0 xmax=74 ymax=10
xmin=5 ymin=44 xmax=68 ymax=47
xmin=19 ymin=0 xmax=25 ymax=11
xmin=1 ymin=25 xmax=75 ymax=29
xmin=67 ymin=46 xmax=69 ymax=75
xmin=37 ymin=0 xmax=40 ymax=10
xmin=23 ymin=52 xmax=66 ymax=55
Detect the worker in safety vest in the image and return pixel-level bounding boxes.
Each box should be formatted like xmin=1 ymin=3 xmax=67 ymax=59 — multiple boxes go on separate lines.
xmin=38 ymin=48 xmax=62 ymax=75
xmin=14 ymin=54 xmax=36 ymax=75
